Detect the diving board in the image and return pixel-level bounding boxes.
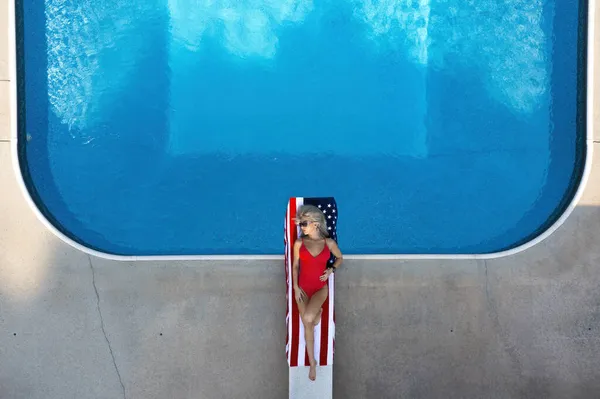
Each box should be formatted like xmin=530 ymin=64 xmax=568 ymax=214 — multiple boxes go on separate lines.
xmin=284 ymin=197 xmax=337 ymax=398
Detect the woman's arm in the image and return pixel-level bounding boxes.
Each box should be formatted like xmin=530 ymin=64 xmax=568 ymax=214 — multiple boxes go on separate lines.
xmin=327 ymin=239 xmax=343 ymax=270
xmin=292 ymin=240 xmax=302 ymax=289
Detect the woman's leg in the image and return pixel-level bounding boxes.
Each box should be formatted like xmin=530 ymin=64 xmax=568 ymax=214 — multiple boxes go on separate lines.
xmin=296 ymin=295 xmax=307 ymax=316
xmin=300 ymin=285 xmax=329 ymax=380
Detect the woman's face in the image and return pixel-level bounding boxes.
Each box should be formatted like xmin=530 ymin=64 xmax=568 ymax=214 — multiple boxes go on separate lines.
xmin=298 ymin=217 xmax=318 ymax=236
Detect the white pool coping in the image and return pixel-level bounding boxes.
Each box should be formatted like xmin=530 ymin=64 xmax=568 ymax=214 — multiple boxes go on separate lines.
xmin=6 ymin=0 xmax=596 ymax=262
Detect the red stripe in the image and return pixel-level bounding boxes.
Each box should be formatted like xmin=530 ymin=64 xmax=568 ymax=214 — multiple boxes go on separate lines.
xmin=284 ymin=206 xmax=289 ymax=362
xmin=319 ymin=290 xmax=329 ymax=365
xmin=289 ymin=198 xmax=300 ymax=367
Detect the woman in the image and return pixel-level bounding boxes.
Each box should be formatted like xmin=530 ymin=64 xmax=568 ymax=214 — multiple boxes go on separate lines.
xmin=292 ymin=204 xmax=343 ymax=381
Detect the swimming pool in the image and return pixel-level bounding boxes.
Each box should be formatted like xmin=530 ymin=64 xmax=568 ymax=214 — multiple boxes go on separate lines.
xmin=15 ymin=0 xmax=587 ymax=256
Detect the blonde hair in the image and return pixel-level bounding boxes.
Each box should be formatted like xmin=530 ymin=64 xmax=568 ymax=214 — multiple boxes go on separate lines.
xmin=296 ymin=204 xmax=329 ymax=238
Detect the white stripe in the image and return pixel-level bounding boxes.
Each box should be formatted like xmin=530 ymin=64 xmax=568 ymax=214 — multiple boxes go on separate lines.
xmin=314 ymin=320 xmax=322 ymax=365
xmin=298 ymin=317 xmax=306 ymax=366
xmin=285 ymin=312 xmax=290 ymax=360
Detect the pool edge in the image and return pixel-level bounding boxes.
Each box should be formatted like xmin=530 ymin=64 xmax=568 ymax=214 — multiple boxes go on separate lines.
xmin=7 ymin=0 xmax=596 ymax=262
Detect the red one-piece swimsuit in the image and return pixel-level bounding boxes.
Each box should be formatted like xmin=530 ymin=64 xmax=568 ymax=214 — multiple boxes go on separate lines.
xmin=299 ymin=238 xmax=331 ymax=298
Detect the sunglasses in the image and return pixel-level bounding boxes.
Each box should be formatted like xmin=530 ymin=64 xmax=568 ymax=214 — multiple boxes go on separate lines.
xmin=296 ymin=221 xmax=312 ymax=227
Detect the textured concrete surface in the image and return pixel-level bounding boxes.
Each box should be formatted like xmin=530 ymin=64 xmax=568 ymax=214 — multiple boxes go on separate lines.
xmin=0 ymin=81 xmax=10 ymax=140
xmin=0 ymin=144 xmax=126 ymax=399
xmin=2 ymin=4 xmax=600 ymax=399
xmin=0 ymin=0 xmax=7 ymax=81
xmin=595 ymin=2 xmax=600 ymax=142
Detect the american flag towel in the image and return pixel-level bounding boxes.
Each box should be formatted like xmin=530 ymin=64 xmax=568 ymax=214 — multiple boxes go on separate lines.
xmin=284 ymin=197 xmax=337 ymax=367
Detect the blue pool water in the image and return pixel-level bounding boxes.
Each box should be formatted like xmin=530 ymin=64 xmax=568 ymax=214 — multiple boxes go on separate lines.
xmin=17 ymin=0 xmax=585 ymax=255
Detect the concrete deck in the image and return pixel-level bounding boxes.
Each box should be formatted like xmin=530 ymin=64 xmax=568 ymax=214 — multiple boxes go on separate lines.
xmin=2 ymin=2 xmax=600 ymax=399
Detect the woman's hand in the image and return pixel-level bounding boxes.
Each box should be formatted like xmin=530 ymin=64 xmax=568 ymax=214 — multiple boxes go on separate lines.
xmin=294 ymin=286 xmax=307 ymax=304
xmin=320 ymin=268 xmax=334 ymax=281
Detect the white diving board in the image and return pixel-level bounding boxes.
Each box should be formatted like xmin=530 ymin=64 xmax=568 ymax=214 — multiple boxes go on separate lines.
xmin=284 ymin=197 xmax=337 ymax=399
